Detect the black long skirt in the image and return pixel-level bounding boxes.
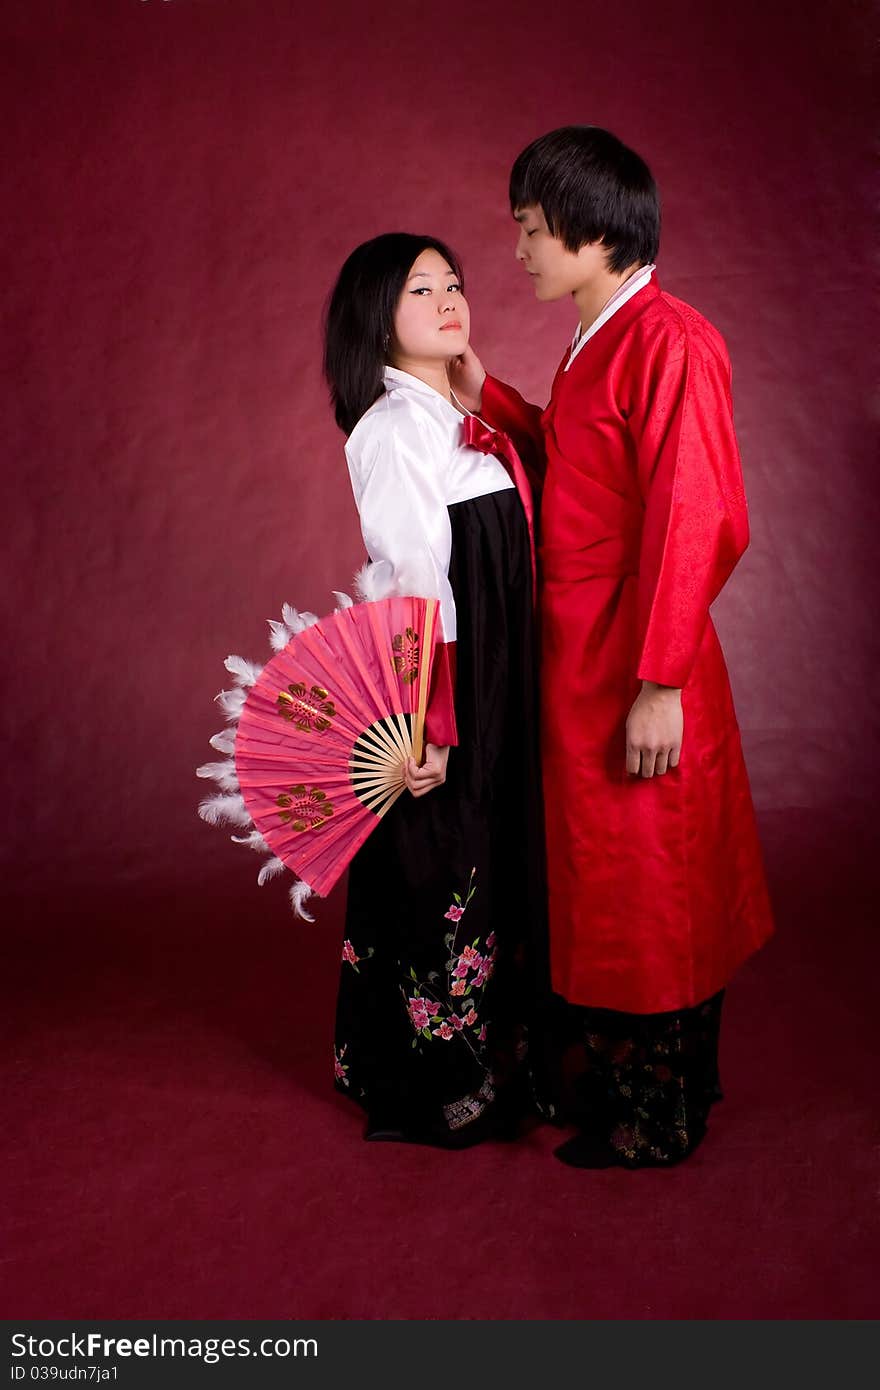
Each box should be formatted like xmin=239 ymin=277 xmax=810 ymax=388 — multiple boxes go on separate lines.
xmin=333 ymin=488 xmax=551 ymax=1146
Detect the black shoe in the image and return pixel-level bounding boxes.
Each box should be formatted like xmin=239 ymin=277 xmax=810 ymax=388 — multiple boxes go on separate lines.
xmin=364 ymin=1122 xmax=415 ymax=1143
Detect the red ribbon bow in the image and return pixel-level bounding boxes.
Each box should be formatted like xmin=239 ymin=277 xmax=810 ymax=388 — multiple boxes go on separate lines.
xmin=461 ymin=414 xmax=536 ymax=594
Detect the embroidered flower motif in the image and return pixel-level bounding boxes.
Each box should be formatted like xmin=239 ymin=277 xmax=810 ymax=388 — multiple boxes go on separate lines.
xmin=277 ymin=682 xmax=336 ymax=732
xmin=401 ymin=869 xmax=494 ymax=1060
xmin=392 ymin=627 xmax=421 ymax=685
xmin=276 ymin=784 xmax=334 ymax=831
xmin=407 ymin=996 xmax=431 ymax=1031
xmin=333 ymin=1045 xmax=350 ymax=1086
xmin=341 ymin=939 xmax=373 ymax=973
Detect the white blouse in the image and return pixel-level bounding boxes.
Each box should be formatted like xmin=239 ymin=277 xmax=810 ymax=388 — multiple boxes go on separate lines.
xmin=344 ymin=366 xmax=514 ymax=642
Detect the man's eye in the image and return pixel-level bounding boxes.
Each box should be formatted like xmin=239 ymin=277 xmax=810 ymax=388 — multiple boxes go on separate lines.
xmin=527 ymin=229 xmax=538 ymax=237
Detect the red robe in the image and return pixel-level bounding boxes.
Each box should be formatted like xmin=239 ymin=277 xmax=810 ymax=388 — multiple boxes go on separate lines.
xmin=482 ymin=276 xmax=774 ymax=1014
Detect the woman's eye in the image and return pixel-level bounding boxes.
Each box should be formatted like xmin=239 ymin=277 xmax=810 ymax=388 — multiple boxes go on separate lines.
xmin=410 ymin=287 xmax=431 ymax=295
xmin=447 ymin=282 xmax=461 ymax=292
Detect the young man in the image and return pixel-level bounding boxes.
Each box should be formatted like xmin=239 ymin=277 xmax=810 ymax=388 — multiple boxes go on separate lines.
xmin=451 ymin=126 xmax=774 ymax=1167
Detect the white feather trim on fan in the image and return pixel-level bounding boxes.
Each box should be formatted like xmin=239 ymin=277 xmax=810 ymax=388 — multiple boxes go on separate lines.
xmin=257 ymin=856 xmax=286 ymax=886
xmin=216 ymin=686 xmax=247 ymax=722
xmin=195 ymin=759 xmax=240 ymax=793
xmin=223 ymin=654 xmax=263 ymax=688
xmin=267 ymin=618 xmax=293 ymax=652
xmin=230 ymin=829 xmax=272 ymax=854
xmin=267 ymin=603 xmax=320 ymax=652
xmin=208 ymin=729 xmax=236 ymax=756
xmin=332 ymin=590 xmax=354 ymax=609
xmin=352 ymin=557 xmax=445 ymax=606
xmin=353 ymin=559 xmax=397 ymax=603
xmin=289 ymin=879 xmax=315 ymax=922
xmin=197 ymin=792 xmax=252 ymax=828
xmin=282 ymin=603 xmax=320 ymax=632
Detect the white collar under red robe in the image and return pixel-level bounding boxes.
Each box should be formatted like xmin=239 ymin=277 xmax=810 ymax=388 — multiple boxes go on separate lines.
xmin=566 ymin=262 xmax=657 ymax=371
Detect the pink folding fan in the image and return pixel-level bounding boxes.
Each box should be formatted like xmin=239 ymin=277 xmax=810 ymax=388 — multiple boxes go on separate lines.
xmin=198 ymin=584 xmax=447 ymax=919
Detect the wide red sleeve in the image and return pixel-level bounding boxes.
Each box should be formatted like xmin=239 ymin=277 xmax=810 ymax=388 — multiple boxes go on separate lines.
xmin=480 ymin=375 xmax=547 ymax=490
xmin=424 ymin=639 xmax=457 ymax=748
xmin=631 ymin=328 xmax=750 ymax=689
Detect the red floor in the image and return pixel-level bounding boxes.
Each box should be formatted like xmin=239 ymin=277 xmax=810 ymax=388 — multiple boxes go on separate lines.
xmin=2 ymin=808 xmax=877 ymax=1319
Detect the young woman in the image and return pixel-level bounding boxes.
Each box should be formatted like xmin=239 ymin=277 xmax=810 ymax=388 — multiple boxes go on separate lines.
xmin=323 ymin=233 xmax=551 ymax=1147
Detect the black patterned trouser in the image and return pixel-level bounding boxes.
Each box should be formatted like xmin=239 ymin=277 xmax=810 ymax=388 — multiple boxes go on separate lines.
xmin=569 ymin=991 xmax=725 ymax=1166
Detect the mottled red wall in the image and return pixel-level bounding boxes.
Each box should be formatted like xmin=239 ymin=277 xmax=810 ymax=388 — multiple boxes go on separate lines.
xmin=3 ymin=0 xmax=874 ymax=903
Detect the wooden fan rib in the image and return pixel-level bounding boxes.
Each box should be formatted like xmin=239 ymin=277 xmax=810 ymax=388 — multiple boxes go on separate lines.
xmin=356 ymin=720 xmax=405 ymax=761
xmin=350 ymin=767 xmax=403 ymax=787
xmin=350 ymin=771 xmax=404 ymax=794
xmin=377 ymin=714 xmax=410 ymax=763
xmin=364 ymin=785 xmax=406 ymax=816
xmin=349 ymin=746 xmax=400 ymax=768
xmin=411 ymin=597 xmax=437 ymax=766
xmin=392 ymin=711 xmax=414 ymax=760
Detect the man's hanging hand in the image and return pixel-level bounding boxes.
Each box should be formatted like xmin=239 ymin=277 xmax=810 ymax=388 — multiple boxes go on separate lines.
xmin=625 ymin=681 xmax=683 ymax=778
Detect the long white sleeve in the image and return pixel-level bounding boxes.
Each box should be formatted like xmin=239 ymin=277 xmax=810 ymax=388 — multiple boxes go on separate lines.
xmin=345 ymin=392 xmax=457 ymax=642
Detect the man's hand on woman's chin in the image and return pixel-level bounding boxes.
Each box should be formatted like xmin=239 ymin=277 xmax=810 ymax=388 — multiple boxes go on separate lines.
xmin=448 ymin=345 xmax=486 ymax=414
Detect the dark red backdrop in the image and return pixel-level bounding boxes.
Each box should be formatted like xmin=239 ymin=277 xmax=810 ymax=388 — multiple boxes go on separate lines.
xmin=3 ymin=0 xmax=875 ymax=900
xmin=2 ymin=0 xmax=876 ymax=1320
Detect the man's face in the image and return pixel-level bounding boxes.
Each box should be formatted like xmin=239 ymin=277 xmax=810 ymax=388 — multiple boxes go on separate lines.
xmin=513 ymin=205 xmax=609 ymax=301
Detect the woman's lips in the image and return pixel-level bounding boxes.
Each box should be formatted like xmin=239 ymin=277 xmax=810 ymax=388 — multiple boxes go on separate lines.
xmin=439 ymin=322 xmax=462 ymax=331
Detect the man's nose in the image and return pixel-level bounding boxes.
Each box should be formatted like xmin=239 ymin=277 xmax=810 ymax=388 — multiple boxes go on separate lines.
xmin=515 ymin=232 xmax=527 ymax=262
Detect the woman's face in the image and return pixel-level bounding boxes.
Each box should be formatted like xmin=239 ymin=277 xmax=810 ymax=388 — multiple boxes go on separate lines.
xmin=390 ymin=248 xmax=470 ymax=363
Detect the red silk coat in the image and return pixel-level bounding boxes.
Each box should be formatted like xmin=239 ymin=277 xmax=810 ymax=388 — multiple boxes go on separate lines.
xmin=482 ymin=277 xmax=774 ymax=1014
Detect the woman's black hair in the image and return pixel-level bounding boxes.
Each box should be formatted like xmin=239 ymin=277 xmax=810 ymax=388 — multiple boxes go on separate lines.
xmin=323 ymin=232 xmax=464 ymax=436
xmin=509 ymin=126 xmax=660 ymax=273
